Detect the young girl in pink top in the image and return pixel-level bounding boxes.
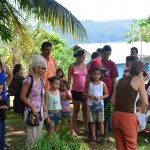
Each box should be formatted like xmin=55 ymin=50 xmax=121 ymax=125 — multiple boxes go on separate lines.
xmin=68 ymin=50 xmax=88 ymax=134
xmin=59 ymin=79 xmax=72 ymax=126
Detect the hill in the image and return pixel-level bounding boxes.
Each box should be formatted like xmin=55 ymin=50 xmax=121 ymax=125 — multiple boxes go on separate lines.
xmin=44 ymin=19 xmax=136 ymax=47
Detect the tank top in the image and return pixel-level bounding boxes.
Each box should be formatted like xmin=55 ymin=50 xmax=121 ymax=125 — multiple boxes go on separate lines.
xmin=72 ymin=65 xmax=87 ymax=92
xmin=87 ymin=81 xmax=104 ymax=106
xmin=0 ymin=71 xmax=8 ymax=100
xmin=114 ymin=76 xmax=138 ymax=113
xmin=48 ymin=90 xmax=62 ymax=111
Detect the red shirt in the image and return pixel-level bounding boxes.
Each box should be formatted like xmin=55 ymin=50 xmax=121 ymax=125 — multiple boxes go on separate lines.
xmin=88 ymin=57 xmax=102 ymax=75
xmin=101 ymin=59 xmax=118 ymax=96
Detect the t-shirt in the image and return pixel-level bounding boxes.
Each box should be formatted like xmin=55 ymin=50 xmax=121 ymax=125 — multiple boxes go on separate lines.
xmin=88 ymin=57 xmax=102 ymax=75
xmin=101 ymin=59 xmax=118 ymax=96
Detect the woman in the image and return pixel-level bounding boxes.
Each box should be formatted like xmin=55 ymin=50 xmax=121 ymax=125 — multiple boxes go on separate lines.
xmin=68 ymin=50 xmax=88 ymax=134
xmin=8 ymin=64 xmax=24 ymax=114
xmin=20 ymin=54 xmax=47 ymax=148
xmin=111 ymin=61 xmax=148 ymax=150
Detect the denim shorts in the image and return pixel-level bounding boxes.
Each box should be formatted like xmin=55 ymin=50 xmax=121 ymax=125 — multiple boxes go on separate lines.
xmin=61 ymin=111 xmax=71 ymax=119
xmin=44 ymin=111 xmax=61 ymax=129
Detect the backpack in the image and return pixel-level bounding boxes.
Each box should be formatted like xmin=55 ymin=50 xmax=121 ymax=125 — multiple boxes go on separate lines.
xmin=20 ymin=75 xmax=43 ymax=115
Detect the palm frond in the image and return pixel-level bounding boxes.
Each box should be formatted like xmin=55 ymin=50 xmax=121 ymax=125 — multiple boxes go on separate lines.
xmin=0 ymin=0 xmax=33 ymax=44
xmin=13 ymin=0 xmax=88 ymax=41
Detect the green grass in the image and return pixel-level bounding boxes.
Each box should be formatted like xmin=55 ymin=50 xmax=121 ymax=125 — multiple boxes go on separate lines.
xmin=5 ymin=109 xmax=150 ymax=150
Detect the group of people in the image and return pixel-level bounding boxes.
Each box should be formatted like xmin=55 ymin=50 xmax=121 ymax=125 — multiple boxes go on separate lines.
xmin=0 ymin=41 xmax=149 ymax=150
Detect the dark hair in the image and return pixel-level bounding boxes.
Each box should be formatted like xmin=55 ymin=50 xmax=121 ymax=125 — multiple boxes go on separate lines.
xmin=13 ymin=64 xmax=22 ymax=75
xmin=56 ymin=68 xmax=65 ymax=79
xmin=126 ymin=56 xmax=137 ymax=62
xmin=97 ymin=48 xmax=102 ymax=54
xmin=130 ymin=61 xmax=144 ymax=76
xmin=60 ymin=79 xmax=69 ymax=90
xmin=47 ymin=76 xmax=60 ymax=83
xmin=0 ymin=60 xmax=4 ymax=71
xmin=41 ymin=42 xmax=52 ymax=50
xmin=131 ymin=47 xmax=138 ymax=53
xmin=91 ymin=52 xmax=100 ymax=60
xmin=102 ymin=45 xmax=112 ymax=52
xmin=73 ymin=50 xmax=85 ymax=58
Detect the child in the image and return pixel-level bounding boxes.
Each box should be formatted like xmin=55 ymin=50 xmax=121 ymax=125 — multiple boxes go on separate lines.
xmin=84 ymin=67 xmax=108 ymax=145
xmin=59 ymin=79 xmax=72 ymax=126
xmin=44 ymin=76 xmax=62 ymax=133
xmin=56 ymin=68 xmax=66 ymax=80
xmin=0 ymin=83 xmax=8 ymax=150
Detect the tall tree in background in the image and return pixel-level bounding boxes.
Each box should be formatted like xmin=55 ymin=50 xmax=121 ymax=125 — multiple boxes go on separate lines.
xmin=125 ymin=17 xmax=150 ymax=43
xmin=0 ymin=0 xmax=87 ymax=43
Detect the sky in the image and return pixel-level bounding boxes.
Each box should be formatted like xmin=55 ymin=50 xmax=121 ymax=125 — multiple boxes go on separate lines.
xmin=56 ymin=0 xmax=150 ymax=21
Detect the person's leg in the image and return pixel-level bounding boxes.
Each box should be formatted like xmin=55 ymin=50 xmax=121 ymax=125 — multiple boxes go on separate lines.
xmin=112 ymin=112 xmax=126 ymax=150
xmin=34 ymin=120 xmax=44 ymax=140
xmin=0 ymin=121 xmax=5 ymax=149
xmin=120 ymin=114 xmax=138 ymax=150
xmin=71 ymin=101 xmax=81 ymax=133
xmin=81 ymin=100 xmax=88 ymax=131
xmin=91 ymin=121 xmax=96 ymax=143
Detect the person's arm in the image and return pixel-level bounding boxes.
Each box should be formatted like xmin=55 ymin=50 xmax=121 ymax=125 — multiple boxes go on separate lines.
xmin=112 ymin=78 xmax=117 ymax=92
xmin=28 ymin=65 xmax=33 ymax=75
xmin=0 ymin=105 xmax=8 ymax=110
xmin=68 ymin=64 xmax=73 ymax=90
xmin=4 ymin=63 xmax=13 ymax=87
xmin=20 ymin=81 xmax=38 ymax=115
xmin=111 ymin=81 xmax=118 ymax=106
xmin=138 ymin=78 xmax=148 ymax=113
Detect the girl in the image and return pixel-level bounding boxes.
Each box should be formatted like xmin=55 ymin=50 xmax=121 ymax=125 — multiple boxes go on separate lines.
xmin=68 ymin=50 xmax=88 ymax=134
xmin=84 ymin=67 xmax=108 ymax=145
xmin=56 ymin=68 xmax=66 ymax=80
xmin=45 ymin=76 xmax=62 ymax=133
xmin=59 ymin=79 xmax=72 ymax=125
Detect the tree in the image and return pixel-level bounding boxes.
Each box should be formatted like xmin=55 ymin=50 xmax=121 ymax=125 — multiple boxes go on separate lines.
xmin=125 ymin=17 xmax=150 ymax=43
xmin=0 ymin=0 xmax=87 ymax=43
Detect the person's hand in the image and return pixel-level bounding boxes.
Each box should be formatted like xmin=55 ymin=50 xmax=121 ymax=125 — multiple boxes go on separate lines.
xmin=1 ymin=105 xmax=8 ymax=110
xmin=61 ymin=95 xmax=66 ymax=100
xmin=43 ymin=112 xmax=48 ymax=119
xmin=46 ymin=117 xmax=51 ymax=125
xmin=31 ymin=107 xmax=38 ymax=116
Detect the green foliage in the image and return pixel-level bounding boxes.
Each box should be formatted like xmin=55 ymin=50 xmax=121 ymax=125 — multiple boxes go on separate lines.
xmin=125 ymin=17 xmax=150 ymax=43
xmin=30 ymin=120 xmax=86 ymax=150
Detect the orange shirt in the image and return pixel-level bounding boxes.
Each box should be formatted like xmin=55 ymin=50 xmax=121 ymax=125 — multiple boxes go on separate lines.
xmin=44 ymin=56 xmax=56 ymax=91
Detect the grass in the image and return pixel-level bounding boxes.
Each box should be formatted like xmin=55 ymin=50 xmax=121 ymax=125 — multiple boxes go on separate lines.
xmin=5 ymin=100 xmax=150 ymax=150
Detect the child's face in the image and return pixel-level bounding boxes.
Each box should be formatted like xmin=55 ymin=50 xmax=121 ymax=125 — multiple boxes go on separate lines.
xmin=93 ymin=70 xmax=101 ymax=81
xmin=0 ymin=84 xmax=3 ymax=94
xmin=126 ymin=61 xmax=132 ymax=68
xmin=60 ymin=83 xmax=67 ymax=91
xmin=51 ymin=80 xmax=60 ymax=90
xmin=56 ymin=71 xmax=62 ymax=77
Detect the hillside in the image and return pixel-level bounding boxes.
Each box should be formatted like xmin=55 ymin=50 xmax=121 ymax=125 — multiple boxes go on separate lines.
xmin=44 ymin=19 xmax=136 ymax=47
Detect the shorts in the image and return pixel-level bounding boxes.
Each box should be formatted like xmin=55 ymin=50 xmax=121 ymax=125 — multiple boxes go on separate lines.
xmin=71 ymin=90 xmax=84 ymax=101
xmin=88 ymin=105 xmax=104 ymax=122
xmin=61 ymin=111 xmax=71 ymax=119
xmin=44 ymin=111 xmax=61 ymax=129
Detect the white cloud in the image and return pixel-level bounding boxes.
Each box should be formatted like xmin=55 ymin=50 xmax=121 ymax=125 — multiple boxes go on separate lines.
xmin=56 ymin=0 xmax=150 ymax=21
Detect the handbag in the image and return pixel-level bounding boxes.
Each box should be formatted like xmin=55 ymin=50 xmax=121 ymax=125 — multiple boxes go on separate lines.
xmin=27 ymin=111 xmax=41 ymax=126
xmin=93 ymin=101 xmax=103 ymax=112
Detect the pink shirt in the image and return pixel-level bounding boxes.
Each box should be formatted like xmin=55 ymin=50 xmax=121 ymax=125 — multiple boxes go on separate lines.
xmin=71 ymin=66 xmax=87 ymax=92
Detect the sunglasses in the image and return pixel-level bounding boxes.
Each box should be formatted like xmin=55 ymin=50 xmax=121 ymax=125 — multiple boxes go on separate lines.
xmin=40 ymin=67 xmax=47 ymax=71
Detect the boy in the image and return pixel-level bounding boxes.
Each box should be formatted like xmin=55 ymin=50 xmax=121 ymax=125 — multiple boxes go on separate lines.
xmin=0 ymin=83 xmax=8 ymax=150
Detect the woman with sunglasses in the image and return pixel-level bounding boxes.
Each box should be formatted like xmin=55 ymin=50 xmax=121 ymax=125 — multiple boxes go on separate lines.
xmin=111 ymin=61 xmax=148 ymax=150
xmin=20 ymin=54 xmax=47 ymax=149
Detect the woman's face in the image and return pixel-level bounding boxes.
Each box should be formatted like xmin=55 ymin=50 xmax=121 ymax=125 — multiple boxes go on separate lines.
xmin=77 ymin=54 xmax=85 ymax=63
xmin=36 ymin=65 xmax=47 ymax=77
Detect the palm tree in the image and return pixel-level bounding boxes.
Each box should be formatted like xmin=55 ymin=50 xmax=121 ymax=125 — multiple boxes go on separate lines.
xmin=0 ymin=0 xmax=87 ymax=43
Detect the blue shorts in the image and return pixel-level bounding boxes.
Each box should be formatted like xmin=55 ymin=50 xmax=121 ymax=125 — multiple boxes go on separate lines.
xmin=44 ymin=111 xmax=61 ymax=129
xmin=61 ymin=111 xmax=71 ymax=119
